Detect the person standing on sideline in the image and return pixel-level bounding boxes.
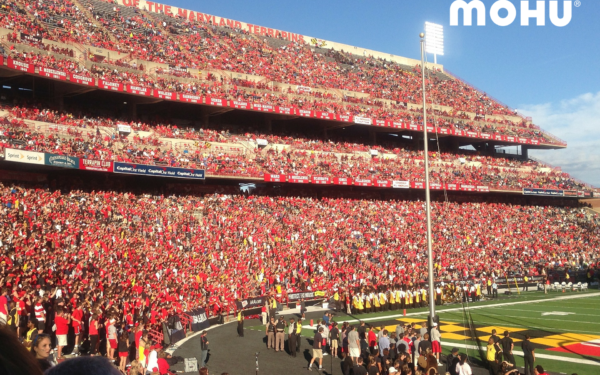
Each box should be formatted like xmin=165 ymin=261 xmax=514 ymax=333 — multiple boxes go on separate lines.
xmin=276 ymin=316 xmax=286 ymax=352
xmin=523 ymin=275 xmax=529 ymax=292
xmin=486 ymin=337 xmax=501 ymax=375
xmin=500 ymin=331 xmax=515 ymax=365
xmin=378 ymin=330 xmax=390 ymax=356
xmin=288 ymin=318 xmax=297 ymax=357
xmin=266 ymin=317 xmax=276 ymax=349
xmin=487 ymin=278 xmax=492 ymax=296
xmin=308 ymin=326 xmax=324 ymax=371
xmin=447 ymin=347 xmax=460 ymax=375
xmin=521 ymin=335 xmax=535 ymax=375
xmin=431 ymin=323 xmax=442 ymax=364
xmin=492 ymin=280 xmax=498 ymax=298
xmin=348 ymin=325 xmax=360 ymax=365
xmin=330 ymin=322 xmax=340 ymax=358
xmin=200 ymin=331 xmax=209 ymax=368
xmin=237 ymin=310 xmax=244 ymax=337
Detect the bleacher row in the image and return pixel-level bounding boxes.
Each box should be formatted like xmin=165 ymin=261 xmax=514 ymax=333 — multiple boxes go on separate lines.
xmin=0 ymin=0 xmax=566 ymax=147
xmin=0 ymin=102 xmax=592 ymax=193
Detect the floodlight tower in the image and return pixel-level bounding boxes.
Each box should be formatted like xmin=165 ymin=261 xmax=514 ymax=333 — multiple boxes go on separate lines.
xmin=425 ymin=22 xmax=444 ymax=64
xmin=420 ymin=31 xmax=437 ymax=330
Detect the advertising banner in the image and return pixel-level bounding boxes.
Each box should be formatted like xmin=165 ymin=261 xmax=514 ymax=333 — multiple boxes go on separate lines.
xmin=235 ymin=296 xmax=266 ymax=310
xmin=523 ymin=188 xmax=564 ymax=197
xmin=460 ymin=184 xmax=476 ymax=192
xmin=185 ymin=308 xmax=210 ymax=331
xmin=114 ymin=163 xmax=205 ymax=179
xmin=44 ymin=153 xmax=79 ymax=169
xmin=79 ymin=159 xmax=113 ymax=172
xmin=476 ymin=186 xmax=490 ymax=192
xmin=392 ymin=180 xmax=410 ymax=189
xmin=4 ymin=148 xmax=44 ymax=165
xmin=354 ymin=116 xmax=373 ymax=125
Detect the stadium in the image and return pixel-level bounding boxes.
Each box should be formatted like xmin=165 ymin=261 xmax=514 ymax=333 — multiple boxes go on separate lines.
xmin=0 ymin=0 xmax=598 ymax=374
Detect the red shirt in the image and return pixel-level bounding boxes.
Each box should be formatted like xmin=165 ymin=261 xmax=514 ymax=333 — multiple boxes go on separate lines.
xmin=72 ymin=308 xmax=83 ymax=327
xmin=55 ymin=315 xmax=70 ymax=335
xmin=135 ymin=331 xmax=143 ymax=348
xmin=89 ymin=320 xmax=98 ymax=335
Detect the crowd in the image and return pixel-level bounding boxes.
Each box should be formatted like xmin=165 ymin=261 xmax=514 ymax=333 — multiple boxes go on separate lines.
xmin=0 ymin=101 xmax=593 ymax=192
xmin=0 ymin=0 xmax=568 ymax=146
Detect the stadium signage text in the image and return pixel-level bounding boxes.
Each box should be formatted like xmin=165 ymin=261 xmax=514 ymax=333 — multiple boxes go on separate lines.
xmin=114 ymin=162 xmax=205 ymax=179
xmin=4 ymin=149 xmax=44 ymax=164
xmin=119 ymin=0 xmax=305 ymax=42
xmin=45 ymin=154 xmax=79 ymax=169
xmin=450 ymin=0 xmax=573 ymax=27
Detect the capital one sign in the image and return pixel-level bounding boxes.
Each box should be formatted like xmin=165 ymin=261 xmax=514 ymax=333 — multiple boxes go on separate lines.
xmin=450 ymin=0 xmax=573 ymax=27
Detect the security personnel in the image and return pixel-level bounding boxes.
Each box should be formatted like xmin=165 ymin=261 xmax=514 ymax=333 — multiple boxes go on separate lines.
xmin=487 ymin=278 xmax=493 ymax=296
xmin=266 ymin=316 xmax=277 ymax=349
xmin=333 ymin=291 xmax=340 ymax=312
xmin=275 ymin=316 xmax=286 ymax=352
xmin=237 ymin=310 xmax=244 ymax=337
xmin=288 ymin=318 xmax=297 ymax=357
xmin=523 ymin=275 xmax=529 ymax=292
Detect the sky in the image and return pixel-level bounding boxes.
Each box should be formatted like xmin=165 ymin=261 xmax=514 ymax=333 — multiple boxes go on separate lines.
xmin=166 ymin=0 xmax=600 ymax=186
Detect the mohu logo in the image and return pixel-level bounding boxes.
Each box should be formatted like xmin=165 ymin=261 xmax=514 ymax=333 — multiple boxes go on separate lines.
xmin=450 ymin=0 xmax=573 ymax=27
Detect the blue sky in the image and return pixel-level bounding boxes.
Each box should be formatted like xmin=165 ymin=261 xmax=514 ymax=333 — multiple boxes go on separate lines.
xmin=167 ymin=0 xmax=600 ymax=186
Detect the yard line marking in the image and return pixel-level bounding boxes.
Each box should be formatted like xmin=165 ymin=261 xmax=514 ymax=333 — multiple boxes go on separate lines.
xmin=443 ymin=342 xmax=600 ymax=367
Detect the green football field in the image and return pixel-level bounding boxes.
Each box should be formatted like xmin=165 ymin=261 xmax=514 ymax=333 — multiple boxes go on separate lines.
xmin=246 ymin=290 xmax=600 ymax=374
xmin=329 ymin=290 xmax=600 ymax=375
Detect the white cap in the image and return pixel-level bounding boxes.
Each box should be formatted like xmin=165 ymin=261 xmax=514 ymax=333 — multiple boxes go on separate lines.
xmin=389 ymin=367 xmax=398 ymax=373
xmin=432 ymin=323 xmax=438 ymax=327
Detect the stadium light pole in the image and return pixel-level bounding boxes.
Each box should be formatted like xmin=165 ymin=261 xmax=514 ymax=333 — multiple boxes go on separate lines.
xmin=420 ymin=32 xmax=437 ymax=326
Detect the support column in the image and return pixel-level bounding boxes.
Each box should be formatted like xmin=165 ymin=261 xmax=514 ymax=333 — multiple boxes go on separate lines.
xmin=369 ymin=129 xmax=377 ymax=144
xmin=521 ymin=146 xmax=529 ymax=160
xmin=128 ymin=102 xmax=137 ymax=119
